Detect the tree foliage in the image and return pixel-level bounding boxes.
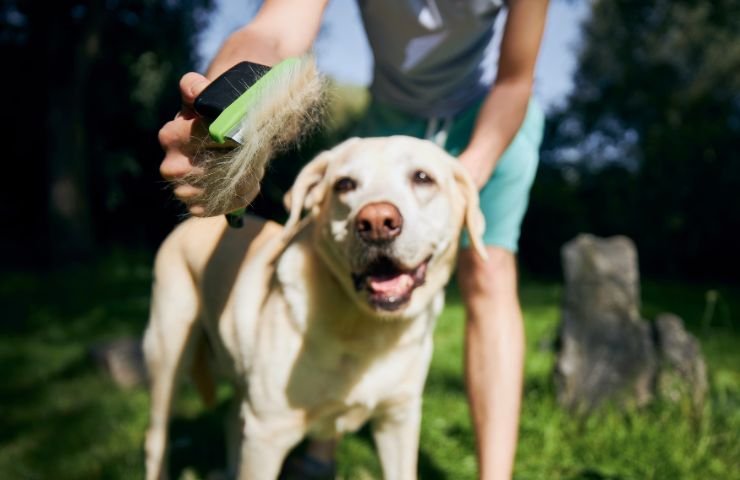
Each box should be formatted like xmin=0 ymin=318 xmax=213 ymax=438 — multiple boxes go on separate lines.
xmin=1 ymin=0 xmax=212 ymax=266
xmin=522 ymin=0 xmax=740 ymax=280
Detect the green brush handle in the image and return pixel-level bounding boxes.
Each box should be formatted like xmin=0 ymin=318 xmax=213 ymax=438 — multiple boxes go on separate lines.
xmin=225 ymin=208 xmax=247 ymax=228
xmin=194 ymin=59 xmax=300 ymax=227
xmin=208 ymin=58 xmax=299 ymax=143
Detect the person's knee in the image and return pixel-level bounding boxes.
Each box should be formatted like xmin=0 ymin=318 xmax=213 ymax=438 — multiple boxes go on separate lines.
xmin=457 ymin=246 xmax=517 ymax=299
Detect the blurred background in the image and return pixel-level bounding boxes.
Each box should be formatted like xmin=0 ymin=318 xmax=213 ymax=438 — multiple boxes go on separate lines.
xmin=1 ymin=0 xmax=738 ymax=478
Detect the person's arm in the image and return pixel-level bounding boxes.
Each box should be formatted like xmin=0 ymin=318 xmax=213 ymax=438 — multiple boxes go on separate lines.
xmin=159 ymin=0 xmax=329 ymax=215
xmin=459 ymin=2 xmax=548 ymax=479
xmin=207 ymin=0 xmax=328 ymax=77
xmin=458 ymin=0 xmax=548 ymax=188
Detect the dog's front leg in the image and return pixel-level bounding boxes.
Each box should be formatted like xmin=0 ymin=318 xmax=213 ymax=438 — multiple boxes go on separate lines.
xmin=237 ymin=411 xmax=304 ymax=480
xmin=237 ymin=439 xmax=292 ymax=480
xmin=224 ymin=385 xmax=246 ymax=477
xmin=143 ymin=264 xmax=201 ymax=480
xmin=372 ymin=399 xmax=422 ymax=480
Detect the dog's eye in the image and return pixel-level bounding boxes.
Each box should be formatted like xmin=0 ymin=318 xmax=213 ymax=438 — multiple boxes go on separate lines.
xmin=333 ymin=176 xmax=357 ymax=193
xmin=412 ymin=170 xmax=435 ymax=185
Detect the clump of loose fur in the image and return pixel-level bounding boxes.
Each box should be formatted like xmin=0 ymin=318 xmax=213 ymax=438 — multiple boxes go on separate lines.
xmin=182 ymin=55 xmax=327 ymax=216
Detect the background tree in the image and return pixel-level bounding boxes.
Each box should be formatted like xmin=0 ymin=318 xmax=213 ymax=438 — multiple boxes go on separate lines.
xmin=522 ymin=0 xmax=740 ymax=280
xmin=1 ymin=0 xmax=212 ymax=266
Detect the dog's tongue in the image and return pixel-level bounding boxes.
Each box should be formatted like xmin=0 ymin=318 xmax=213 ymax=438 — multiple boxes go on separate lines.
xmin=369 ymin=273 xmax=414 ymax=296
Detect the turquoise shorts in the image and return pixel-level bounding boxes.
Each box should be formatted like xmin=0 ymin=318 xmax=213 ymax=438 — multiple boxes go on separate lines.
xmin=352 ymin=98 xmax=545 ymax=252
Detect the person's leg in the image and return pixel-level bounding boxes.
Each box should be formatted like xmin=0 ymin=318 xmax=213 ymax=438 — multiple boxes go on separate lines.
xmin=457 ymin=246 xmax=524 ymax=479
xmin=449 ymin=99 xmax=543 ymax=478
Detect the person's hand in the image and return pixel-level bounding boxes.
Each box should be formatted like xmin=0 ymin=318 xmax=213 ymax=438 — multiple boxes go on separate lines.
xmin=458 ymin=148 xmax=498 ymax=191
xmin=158 ymin=72 xmax=212 ymax=216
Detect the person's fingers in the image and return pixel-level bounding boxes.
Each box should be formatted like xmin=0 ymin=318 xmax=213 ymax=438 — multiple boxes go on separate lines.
xmin=181 ymin=192 xmax=251 ymax=218
xmin=173 ymin=184 xmax=204 ymax=200
xmin=158 ymin=119 xmax=184 ymax=152
xmin=188 ymin=205 xmax=206 ymax=216
xmin=159 ymin=112 xmax=211 ymax=177
xmin=160 ymin=112 xmax=212 ymax=150
xmin=180 ymin=72 xmax=210 ymax=106
xmin=158 ymin=72 xmax=220 ymax=217
xmin=160 ymin=151 xmax=194 ymax=181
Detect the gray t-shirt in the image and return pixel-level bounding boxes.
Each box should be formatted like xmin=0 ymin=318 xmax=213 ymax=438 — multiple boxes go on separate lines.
xmin=357 ymin=0 xmax=505 ymax=117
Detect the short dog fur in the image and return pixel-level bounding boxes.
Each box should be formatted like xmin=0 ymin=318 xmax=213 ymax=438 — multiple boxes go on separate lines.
xmin=143 ymin=136 xmax=486 ymax=480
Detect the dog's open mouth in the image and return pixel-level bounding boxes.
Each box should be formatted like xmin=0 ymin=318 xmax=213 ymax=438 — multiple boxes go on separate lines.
xmin=352 ymin=255 xmax=431 ymax=311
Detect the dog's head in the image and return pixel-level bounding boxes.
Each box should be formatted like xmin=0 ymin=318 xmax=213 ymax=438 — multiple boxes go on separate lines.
xmin=284 ymin=136 xmax=487 ymax=319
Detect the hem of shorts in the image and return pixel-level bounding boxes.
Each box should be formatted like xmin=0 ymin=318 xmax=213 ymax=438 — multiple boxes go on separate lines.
xmin=459 ymin=236 xmax=518 ymax=254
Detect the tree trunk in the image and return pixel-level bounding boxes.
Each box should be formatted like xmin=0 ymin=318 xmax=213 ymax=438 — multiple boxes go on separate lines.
xmin=44 ymin=1 xmax=106 ymax=263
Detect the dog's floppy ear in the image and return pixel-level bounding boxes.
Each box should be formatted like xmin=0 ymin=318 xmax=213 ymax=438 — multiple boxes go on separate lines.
xmin=452 ymin=163 xmax=489 ymax=261
xmin=283 ymin=137 xmax=360 ymax=235
xmin=283 ymin=151 xmax=332 ymax=234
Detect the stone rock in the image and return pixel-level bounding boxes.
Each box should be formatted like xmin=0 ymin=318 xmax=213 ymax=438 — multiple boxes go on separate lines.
xmin=653 ymin=313 xmax=708 ymax=409
xmin=90 ymin=336 xmax=147 ymax=388
xmin=555 ymin=234 xmax=656 ymax=411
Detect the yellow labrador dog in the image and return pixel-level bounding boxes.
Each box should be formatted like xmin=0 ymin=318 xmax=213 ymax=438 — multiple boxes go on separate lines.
xmin=143 ymin=136 xmax=486 ymax=480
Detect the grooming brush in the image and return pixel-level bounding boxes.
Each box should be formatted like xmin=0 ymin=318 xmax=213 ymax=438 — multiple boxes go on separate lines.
xmin=192 ymin=56 xmax=325 ymax=227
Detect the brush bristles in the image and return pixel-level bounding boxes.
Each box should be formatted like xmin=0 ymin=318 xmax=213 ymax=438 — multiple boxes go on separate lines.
xmin=181 ymin=55 xmax=327 ymax=217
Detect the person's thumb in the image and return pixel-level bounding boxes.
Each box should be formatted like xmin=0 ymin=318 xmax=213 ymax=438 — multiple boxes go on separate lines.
xmin=179 ymin=72 xmax=210 ymax=106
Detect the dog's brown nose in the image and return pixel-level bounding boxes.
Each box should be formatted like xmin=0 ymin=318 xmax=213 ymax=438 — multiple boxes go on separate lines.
xmin=355 ymin=202 xmax=403 ymax=243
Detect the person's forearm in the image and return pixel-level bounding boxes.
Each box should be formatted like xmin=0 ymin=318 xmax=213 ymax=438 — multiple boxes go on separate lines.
xmin=458 ymin=79 xmax=532 ymax=188
xmin=205 ymin=0 xmax=328 ymax=79
xmin=206 ymin=26 xmax=284 ymax=78
xmin=460 ymin=0 xmax=548 ymax=188
xmin=465 ymin=293 xmax=525 ymax=480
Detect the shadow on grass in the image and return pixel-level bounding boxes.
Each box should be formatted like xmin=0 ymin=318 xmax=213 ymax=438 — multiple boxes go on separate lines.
xmin=0 ymin=252 xmax=154 ymax=478
xmin=167 ymin=402 xmax=230 ymax=478
xmin=164 ymin=403 xmax=452 ymax=478
xmin=2 ymin=252 xmax=739 ymax=479
xmin=343 ymin=423 xmax=449 ymax=479
xmin=566 ymin=469 xmax=624 ymax=480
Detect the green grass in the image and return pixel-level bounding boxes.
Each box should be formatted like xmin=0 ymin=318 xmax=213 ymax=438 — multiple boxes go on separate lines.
xmin=1 ymin=252 xmax=738 ymax=479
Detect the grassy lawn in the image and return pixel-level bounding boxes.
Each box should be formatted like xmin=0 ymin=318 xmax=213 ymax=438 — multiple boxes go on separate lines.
xmin=1 ymin=252 xmax=738 ymax=479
